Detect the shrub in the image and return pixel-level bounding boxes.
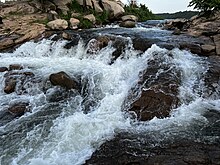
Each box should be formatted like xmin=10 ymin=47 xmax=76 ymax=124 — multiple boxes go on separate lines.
xmin=124 ymin=4 xmax=159 ymax=21
xmin=188 ymin=0 xmax=220 ymax=12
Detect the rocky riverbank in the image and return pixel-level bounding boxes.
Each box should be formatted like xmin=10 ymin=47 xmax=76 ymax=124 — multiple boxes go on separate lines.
xmin=164 ymin=11 xmax=220 ymax=56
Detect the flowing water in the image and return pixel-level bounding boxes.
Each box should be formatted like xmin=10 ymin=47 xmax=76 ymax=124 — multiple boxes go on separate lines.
xmin=0 ymin=26 xmax=220 ymax=165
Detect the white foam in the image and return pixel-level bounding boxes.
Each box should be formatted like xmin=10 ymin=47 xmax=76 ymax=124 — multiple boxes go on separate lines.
xmin=0 ymin=39 xmax=219 ymax=165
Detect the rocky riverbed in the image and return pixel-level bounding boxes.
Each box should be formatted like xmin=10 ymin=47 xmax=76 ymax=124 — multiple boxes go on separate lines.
xmin=1 ymin=1 xmax=220 ymax=165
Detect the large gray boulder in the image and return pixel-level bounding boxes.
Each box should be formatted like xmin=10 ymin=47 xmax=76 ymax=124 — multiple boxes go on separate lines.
xmin=120 ymin=15 xmax=138 ymax=28
xmin=47 ymin=19 xmax=68 ymax=30
xmin=70 ymin=18 xmax=80 ymax=29
xmin=102 ymin=0 xmax=125 ymax=19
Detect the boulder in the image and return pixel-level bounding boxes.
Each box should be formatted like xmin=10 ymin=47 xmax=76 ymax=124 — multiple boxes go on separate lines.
xmin=121 ymin=15 xmax=138 ymax=22
xmin=0 ymin=67 xmax=8 ymax=72
xmin=49 ymin=71 xmax=79 ymax=90
xmin=97 ymin=36 xmax=110 ymax=49
xmin=102 ymin=0 xmax=125 ymax=19
xmin=129 ymin=89 xmax=176 ymax=121
xmin=4 ymin=71 xmax=35 ymax=94
xmin=120 ymin=15 xmax=137 ymax=28
xmin=171 ymin=18 xmax=188 ymax=30
xmin=201 ymin=44 xmax=216 ymax=55
xmin=70 ymin=18 xmax=80 ymax=29
xmin=47 ymin=19 xmax=68 ymax=30
xmin=8 ymin=102 xmax=29 ymax=117
xmin=128 ymin=56 xmax=180 ymax=121
xmin=4 ymin=77 xmax=17 ymax=94
xmin=83 ymin=14 xmax=96 ymax=24
xmin=9 ymin=64 xmax=23 ymax=71
xmin=87 ymin=36 xmax=110 ymax=54
xmin=180 ymin=42 xmax=202 ymax=55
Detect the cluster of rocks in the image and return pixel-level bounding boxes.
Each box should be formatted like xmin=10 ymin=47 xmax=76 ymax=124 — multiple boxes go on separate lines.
xmin=164 ymin=11 xmax=220 ymax=56
xmin=0 ymin=0 xmax=139 ymax=51
xmin=0 ymin=64 xmax=79 ymax=119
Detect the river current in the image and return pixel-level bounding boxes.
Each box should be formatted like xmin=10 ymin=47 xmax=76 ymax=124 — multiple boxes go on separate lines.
xmin=0 ymin=25 xmax=220 ymax=165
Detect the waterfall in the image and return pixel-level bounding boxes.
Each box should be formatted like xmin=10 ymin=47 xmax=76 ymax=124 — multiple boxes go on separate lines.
xmin=0 ymin=27 xmax=220 ymax=165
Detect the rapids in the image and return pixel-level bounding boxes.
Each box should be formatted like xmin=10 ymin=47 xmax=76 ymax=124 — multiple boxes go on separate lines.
xmin=0 ymin=26 xmax=220 ymax=165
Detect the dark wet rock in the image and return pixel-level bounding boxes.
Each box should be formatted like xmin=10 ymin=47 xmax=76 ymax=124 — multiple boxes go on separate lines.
xmin=201 ymin=44 xmax=216 ymax=56
xmin=132 ymin=37 xmax=158 ymax=52
xmin=4 ymin=71 xmax=35 ymax=94
xmin=63 ymin=33 xmax=81 ymax=49
xmin=180 ymin=42 xmax=202 ymax=55
xmin=0 ymin=67 xmax=8 ymax=72
xmin=87 ymin=36 xmax=110 ymax=54
xmin=204 ymin=56 xmax=220 ymax=97
xmin=8 ymin=102 xmax=29 ymax=117
xmin=49 ymin=71 xmax=79 ymax=90
xmin=129 ymin=89 xmax=176 ymax=121
xmin=111 ymin=37 xmax=128 ymax=60
xmin=4 ymin=77 xmax=16 ymax=94
xmin=86 ymin=133 xmax=220 ymax=165
xmin=128 ymin=55 xmax=180 ymax=121
xmin=9 ymin=64 xmax=23 ymax=71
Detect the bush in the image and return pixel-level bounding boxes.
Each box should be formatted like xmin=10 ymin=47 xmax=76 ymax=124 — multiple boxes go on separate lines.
xmin=124 ymin=4 xmax=160 ymax=21
xmin=188 ymin=0 xmax=220 ymax=12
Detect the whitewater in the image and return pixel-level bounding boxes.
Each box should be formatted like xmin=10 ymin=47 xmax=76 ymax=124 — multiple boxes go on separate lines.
xmin=0 ymin=27 xmax=220 ymax=165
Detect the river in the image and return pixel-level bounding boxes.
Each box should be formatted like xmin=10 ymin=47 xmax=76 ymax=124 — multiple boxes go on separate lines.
xmin=0 ymin=25 xmax=220 ymax=165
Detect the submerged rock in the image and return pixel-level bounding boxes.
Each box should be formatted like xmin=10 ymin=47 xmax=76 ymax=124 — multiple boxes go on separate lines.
xmin=8 ymin=102 xmax=29 ymax=117
xmin=0 ymin=67 xmax=8 ymax=72
xmin=4 ymin=77 xmax=17 ymax=94
xmin=3 ymin=71 xmax=35 ymax=94
xmin=9 ymin=64 xmax=23 ymax=71
xmin=49 ymin=71 xmax=79 ymax=90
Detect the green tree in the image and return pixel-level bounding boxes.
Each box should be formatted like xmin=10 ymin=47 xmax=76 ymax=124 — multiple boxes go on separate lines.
xmin=188 ymin=0 xmax=220 ymax=11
